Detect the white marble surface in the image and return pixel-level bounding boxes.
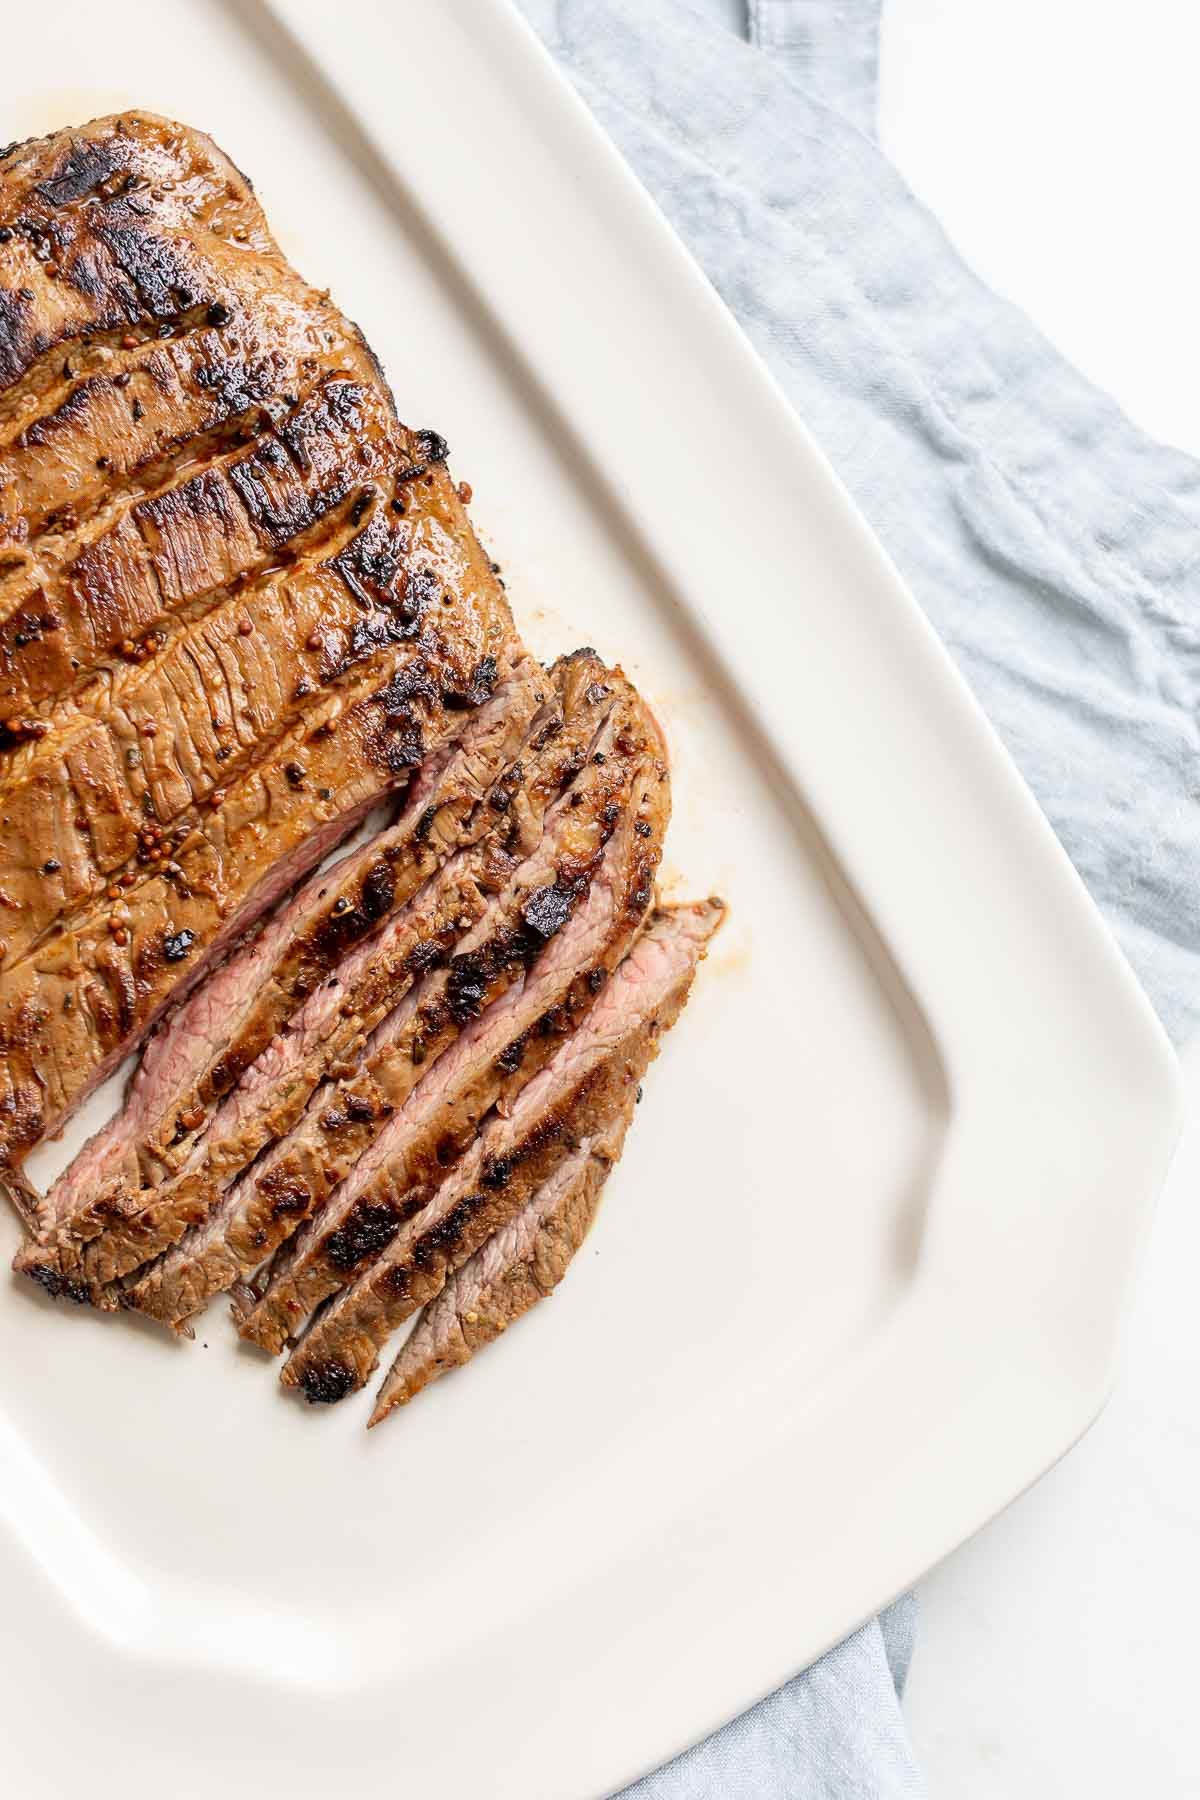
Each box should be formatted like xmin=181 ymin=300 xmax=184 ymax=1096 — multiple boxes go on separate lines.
xmin=877 ymin=3 xmax=1200 ymax=1794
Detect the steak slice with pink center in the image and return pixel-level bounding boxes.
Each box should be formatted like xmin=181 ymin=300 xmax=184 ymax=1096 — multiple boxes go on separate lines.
xmin=284 ymin=901 xmax=724 ymax=1405
xmin=120 ymin=662 xmax=636 ymax=1319
xmin=368 ymin=1101 xmax=635 ymax=1425
xmin=236 ymin=699 xmax=669 ymax=1355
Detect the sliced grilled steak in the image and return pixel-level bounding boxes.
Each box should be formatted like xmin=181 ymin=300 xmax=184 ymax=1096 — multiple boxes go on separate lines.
xmin=0 ymin=115 xmax=724 ymax=1440
xmin=0 ymin=624 xmax=516 ymax=1178
xmin=31 ymin=660 xmax=549 ymax=1245
xmin=237 ymin=713 xmax=670 ymax=1356
xmin=61 ymin=669 xmax=611 ymax=1294
xmin=38 ymin=651 xmax=611 ymax=1296
xmin=71 ymin=857 xmax=488 ymax=1294
xmin=0 ymin=455 xmax=492 ymax=967
xmin=0 ymin=281 xmax=367 ymax=552
xmin=284 ymin=901 xmax=723 ymax=1404
xmin=0 ymin=114 xmax=291 ymax=417
xmin=124 ymin=670 xmax=632 ymax=1324
xmin=0 ymin=114 xmax=524 ymax=1192
xmin=368 ymin=1103 xmax=633 ymax=1425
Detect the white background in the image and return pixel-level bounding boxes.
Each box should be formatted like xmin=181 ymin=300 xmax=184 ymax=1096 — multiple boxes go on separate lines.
xmin=881 ymin=3 xmax=1200 ymax=1795
xmin=715 ymin=0 xmax=1200 ymax=1793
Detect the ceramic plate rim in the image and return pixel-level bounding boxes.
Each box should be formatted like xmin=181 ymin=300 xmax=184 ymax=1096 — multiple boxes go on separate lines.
xmin=0 ymin=3 xmax=1185 ymax=1794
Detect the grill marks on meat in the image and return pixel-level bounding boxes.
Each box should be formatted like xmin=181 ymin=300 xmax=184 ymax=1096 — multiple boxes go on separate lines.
xmin=283 ymin=901 xmax=724 ymax=1404
xmin=0 ymin=629 xmax=512 ymax=1172
xmin=235 ymin=699 xmax=669 ymax=1356
xmin=369 ymin=1103 xmax=633 ymax=1424
xmin=0 ymin=115 xmax=277 ymax=413
xmin=32 ymin=662 xmax=548 ymax=1240
xmin=31 ymin=655 xmax=604 ymax=1289
xmin=0 ymin=114 xmax=519 ymax=1186
xmin=72 ymin=664 xmax=607 ymax=1296
xmin=0 ymin=372 xmax=393 ymax=733
xmin=3 ymin=114 xmax=719 ymax=1435
xmin=78 ymin=860 xmax=488 ymax=1295
xmin=0 ymin=337 xmax=513 ymax=1160
xmin=19 ymin=667 xmax=550 ymax=1293
xmin=123 ymin=665 xmax=631 ymax=1324
xmin=0 ymin=286 xmax=361 ymax=553
xmin=0 ymin=118 xmax=393 ymax=723
xmin=0 ymin=455 xmax=480 ymax=970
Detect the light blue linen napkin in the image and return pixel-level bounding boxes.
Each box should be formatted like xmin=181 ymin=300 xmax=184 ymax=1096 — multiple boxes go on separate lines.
xmin=522 ymin=0 xmax=1200 ymax=1051
xmin=517 ymin=1 xmax=1200 ymax=1793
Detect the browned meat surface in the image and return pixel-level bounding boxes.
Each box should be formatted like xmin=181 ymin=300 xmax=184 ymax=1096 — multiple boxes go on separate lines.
xmin=44 ymin=860 xmax=485 ymax=1296
xmin=0 ymin=111 xmax=395 ymax=723
xmin=0 ymin=295 xmax=370 ymax=552
xmin=0 ymin=119 xmax=519 ymax=1187
xmin=283 ymin=901 xmax=724 ymax=1404
xmin=0 ymin=448 xmax=490 ymax=970
xmin=70 ymin=655 xmax=615 ymax=1296
xmin=0 ymin=115 xmax=286 ymax=414
xmin=235 ymin=693 xmax=669 ymax=1357
xmin=0 ymin=631 xmax=515 ymax=1183
xmin=122 ymin=656 xmax=626 ymax=1323
xmin=0 ymin=374 xmax=394 ymax=733
xmin=370 ymin=1103 xmax=633 ymax=1424
xmin=2 ymin=112 xmax=723 ymax=1433
xmin=22 ymin=657 xmax=548 ymax=1277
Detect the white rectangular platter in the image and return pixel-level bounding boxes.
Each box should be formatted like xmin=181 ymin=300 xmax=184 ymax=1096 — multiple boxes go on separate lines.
xmin=0 ymin=3 xmax=1183 ymax=1796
